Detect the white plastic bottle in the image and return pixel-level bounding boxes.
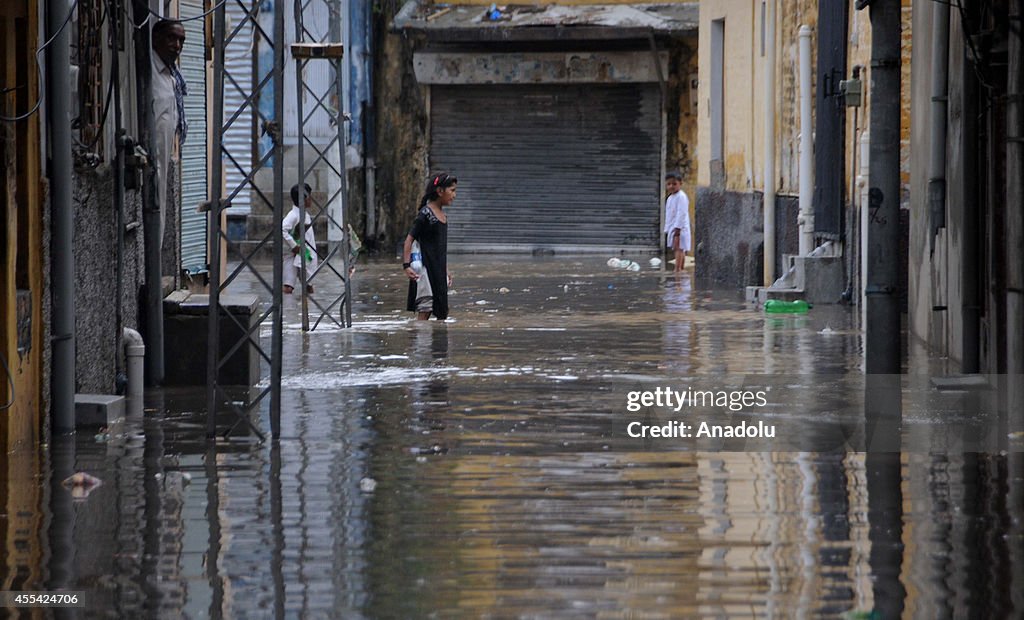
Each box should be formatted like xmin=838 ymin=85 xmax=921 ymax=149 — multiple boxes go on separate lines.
xmin=410 ymin=241 xmax=423 ymax=271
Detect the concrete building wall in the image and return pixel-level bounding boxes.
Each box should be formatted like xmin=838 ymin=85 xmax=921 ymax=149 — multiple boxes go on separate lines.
xmin=695 ymin=0 xmax=912 ymax=288
xmin=72 ymin=167 xmax=146 ymax=394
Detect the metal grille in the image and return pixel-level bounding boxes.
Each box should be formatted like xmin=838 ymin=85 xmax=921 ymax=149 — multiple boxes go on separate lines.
xmin=290 ymin=0 xmax=352 ymax=332
xmin=222 ymin=0 xmax=254 ymax=214
xmin=430 ymin=84 xmax=662 ymax=251
xmin=179 ymin=0 xmax=208 ymax=274
xmin=207 ymin=0 xmax=285 ymax=440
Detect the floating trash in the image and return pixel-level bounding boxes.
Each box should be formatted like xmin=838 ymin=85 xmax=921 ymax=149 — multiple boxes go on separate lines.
xmin=63 ymin=472 xmax=103 ymax=500
xmin=627 ymin=261 xmax=640 ymax=272
xmin=649 ymin=257 xmax=662 ymax=268
xmin=359 ymin=477 xmax=377 ymax=493
xmin=498 ymin=287 xmax=510 ymax=294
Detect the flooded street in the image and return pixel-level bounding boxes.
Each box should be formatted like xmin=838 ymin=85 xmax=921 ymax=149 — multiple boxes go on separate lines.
xmin=5 ymin=256 xmax=1023 ymax=617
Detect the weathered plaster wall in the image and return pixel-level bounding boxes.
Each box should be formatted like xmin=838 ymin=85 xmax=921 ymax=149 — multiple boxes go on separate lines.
xmin=666 ymin=38 xmax=699 ymax=229
xmin=374 ymin=8 xmax=429 ymax=254
xmin=73 ymin=166 xmax=145 ymax=394
xmin=695 ymin=189 xmax=798 ymax=288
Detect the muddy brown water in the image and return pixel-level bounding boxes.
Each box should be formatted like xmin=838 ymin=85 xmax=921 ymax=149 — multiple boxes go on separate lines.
xmin=4 ymin=256 xmax=1021 ymax=618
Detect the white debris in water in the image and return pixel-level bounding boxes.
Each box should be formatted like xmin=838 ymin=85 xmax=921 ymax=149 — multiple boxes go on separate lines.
xmin=379 ymin=355 xmax=409 ymax=360
xmin=649 ymin=257 xmax=662 ymax=268
xmin=498 ymin=287 xmax=510 ymax=293
xmin=819 ymin=326 xmax=836 ymax=335
xmin=475 ymin=300 xmax=489 ymax=305
xmin=359 ymin=477 xmax=377 ymax=493
xmin=627 ymin=261 xmax=641 ymax=271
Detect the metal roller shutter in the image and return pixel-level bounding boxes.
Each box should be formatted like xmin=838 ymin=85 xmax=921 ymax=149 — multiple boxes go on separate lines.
xmin=430 ymin=84 xmax=662 ymax=252
xmin=179 ymin=0 xmax=208 ymax=274
xmin=222 ymin=0 xmax=254 ymax=214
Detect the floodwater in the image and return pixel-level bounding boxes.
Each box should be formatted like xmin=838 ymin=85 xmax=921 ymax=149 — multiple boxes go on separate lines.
xmin=3 ymin=256 xmax=1023 ymax=618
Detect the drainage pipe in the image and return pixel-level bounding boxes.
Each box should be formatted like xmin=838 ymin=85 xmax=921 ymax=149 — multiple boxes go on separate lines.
xmin=763 ymin=0 xmax=777 ymax=286
xmin=48 ymin=0 xmax=76 ymax=434
xmin=798 ymin=25 xmax=815 ymax=257
xmin=122 ymin=328 xmax=146 ymax=399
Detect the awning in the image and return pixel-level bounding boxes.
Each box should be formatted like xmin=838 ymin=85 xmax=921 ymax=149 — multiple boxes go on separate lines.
xmin=394 ymin=2 xmax=699 ymax=42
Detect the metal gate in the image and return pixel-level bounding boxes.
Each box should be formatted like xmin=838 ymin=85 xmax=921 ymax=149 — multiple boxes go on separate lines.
xmin=179 ymin=0 xmax=208 ymax=274
xmin=430 ymin=83 xmax=662 ymax=252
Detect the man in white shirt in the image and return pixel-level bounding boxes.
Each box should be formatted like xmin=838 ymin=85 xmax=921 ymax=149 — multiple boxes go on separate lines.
xmin=150 ymin=19 xmax=188 ymax=242
xmin=663 ymin=170 xmax=692 ymax=274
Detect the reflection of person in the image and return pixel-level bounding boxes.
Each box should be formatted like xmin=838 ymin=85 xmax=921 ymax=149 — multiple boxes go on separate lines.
xmin=663 ymin=170 xmax=691 ymax=274
xmin=403 ymin=173 xmax=457 ymax=320
xmin=282 ymin=183 xmax=319 ymax=294
xmin=151 ymin=19 xmax=188 ymax=241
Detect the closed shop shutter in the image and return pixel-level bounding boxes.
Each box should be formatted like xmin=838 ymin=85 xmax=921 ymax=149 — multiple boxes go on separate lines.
xmin=179 ymin=0 xmax=208 ymax=273
xmin=222 ymin=0 xmax=254 ymax=215
xmin=430 ymin=84 xmax=662 ymax=251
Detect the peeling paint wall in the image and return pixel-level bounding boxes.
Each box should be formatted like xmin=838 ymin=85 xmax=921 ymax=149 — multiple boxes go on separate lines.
xmin=374 ymin=6 xmax=430 ymax=253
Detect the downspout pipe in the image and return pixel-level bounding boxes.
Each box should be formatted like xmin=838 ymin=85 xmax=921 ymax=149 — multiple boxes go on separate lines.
xmin=122 ymin=328 xmax=146 ymax=401
xmin=1007 ymin=0 xmax=1024 ymax=422
xmin=135 ymin=1 xmax=164 ymax=386
xmin=798 ymin=25 xmax=815 ymax=257
xmin=48 ymin=0 xmax=76 ymax=434
xmin=928 ymin=3 xmax=949 ymax=255
xmin=763 ymin=0 xmax=777 ymax=286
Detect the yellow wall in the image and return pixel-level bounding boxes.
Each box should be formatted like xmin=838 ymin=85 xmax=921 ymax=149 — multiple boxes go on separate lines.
xmin=0 ymin=0 xmax=46 ymax=593
xmin=697 ymin=1 xmax=912 ymax=199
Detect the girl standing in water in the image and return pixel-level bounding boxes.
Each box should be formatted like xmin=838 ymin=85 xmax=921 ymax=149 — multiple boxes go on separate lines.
xmin=403 ymin=172 xmax=457 ymax=320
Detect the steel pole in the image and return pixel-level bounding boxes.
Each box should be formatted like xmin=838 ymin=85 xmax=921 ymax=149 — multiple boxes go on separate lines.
xmin=47 ymin=0 xmax=76 ymax=433
xmin=206 ymin=0 xmax=227 ymax=437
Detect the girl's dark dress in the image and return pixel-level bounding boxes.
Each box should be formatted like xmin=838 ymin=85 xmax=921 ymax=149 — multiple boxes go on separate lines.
xmin=406 ymin=205 xmax=448 ymax=319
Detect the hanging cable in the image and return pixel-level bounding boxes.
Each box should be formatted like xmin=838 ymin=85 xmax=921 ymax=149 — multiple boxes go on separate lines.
xmin=0 ymin=0 xmax=80 ymax=123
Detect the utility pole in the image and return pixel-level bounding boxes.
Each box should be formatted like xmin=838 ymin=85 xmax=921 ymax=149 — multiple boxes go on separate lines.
xmin=860 ymin=0 xmax=905 ymax=617
xmin=1005 ymin=0 xmax=1024 ymax=613
xmin=864 ymin=0 xmax=902 ymax=379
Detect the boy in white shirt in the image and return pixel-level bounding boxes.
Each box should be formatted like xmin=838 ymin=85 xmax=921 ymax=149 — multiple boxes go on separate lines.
xmin=663 ymin=170 xmax=691 ymax=274
xmin=282 ymin=183 xmax=319 ymax=294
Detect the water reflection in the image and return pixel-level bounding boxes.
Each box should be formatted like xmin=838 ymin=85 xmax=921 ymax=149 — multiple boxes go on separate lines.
xmin=0 ymin=257 xmax=1021 ymax=616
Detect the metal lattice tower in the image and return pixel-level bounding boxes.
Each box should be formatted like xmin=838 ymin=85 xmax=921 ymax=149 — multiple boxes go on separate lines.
xmin=292 ymin=0 xmax=352 ymax=332
xmin=207 ymin=0 xmax=286 ymax=440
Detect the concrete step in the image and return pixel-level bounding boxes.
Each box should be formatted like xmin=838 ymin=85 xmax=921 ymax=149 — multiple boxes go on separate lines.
xmin=746 ymin=286 xmax=806 ymax=305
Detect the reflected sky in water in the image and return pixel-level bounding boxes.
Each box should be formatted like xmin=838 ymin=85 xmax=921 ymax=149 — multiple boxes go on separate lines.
xmin=2 ymin=256 xmax=1021 ymax=617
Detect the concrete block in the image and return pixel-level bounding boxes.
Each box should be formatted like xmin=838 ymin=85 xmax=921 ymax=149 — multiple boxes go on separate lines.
xmin=75 ymin=394 xmax=125 ymax=427
xmin=164 ymin=293 xmax=262 ymax=386
xmin=797 ymin=256 xmax=844 ymax=305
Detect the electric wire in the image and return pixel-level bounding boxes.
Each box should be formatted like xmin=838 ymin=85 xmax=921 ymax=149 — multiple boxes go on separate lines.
xmin=0 ymin=0 xmax=80 ymax=122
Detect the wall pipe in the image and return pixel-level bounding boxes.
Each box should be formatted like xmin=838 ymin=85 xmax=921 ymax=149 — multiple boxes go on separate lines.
xmin=135 ymin=0 xmax=163 ymax=386
xmin=763 ymin=0 xmax=777 ymax=286
xmin=48 ymin=0 xmax=76 ymax=434
xmin=112 ymin=0 xmax=127 ymax=390
xmin=798 ymin=25 xmax=815 ymax=257
xmin=122 ymin=327 xmax=145 ymax=403
xmin=1006 ymin=0 xmax=1024 ymax=410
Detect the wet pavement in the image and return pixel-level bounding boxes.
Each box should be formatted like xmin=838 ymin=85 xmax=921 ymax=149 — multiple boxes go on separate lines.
xmin=4 ymin=256 xmax=1024 ymax=617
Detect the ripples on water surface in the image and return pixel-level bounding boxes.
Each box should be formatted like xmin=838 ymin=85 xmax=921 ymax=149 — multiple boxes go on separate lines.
xmin=3 ymin=257 xmax=1021 ymax=618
